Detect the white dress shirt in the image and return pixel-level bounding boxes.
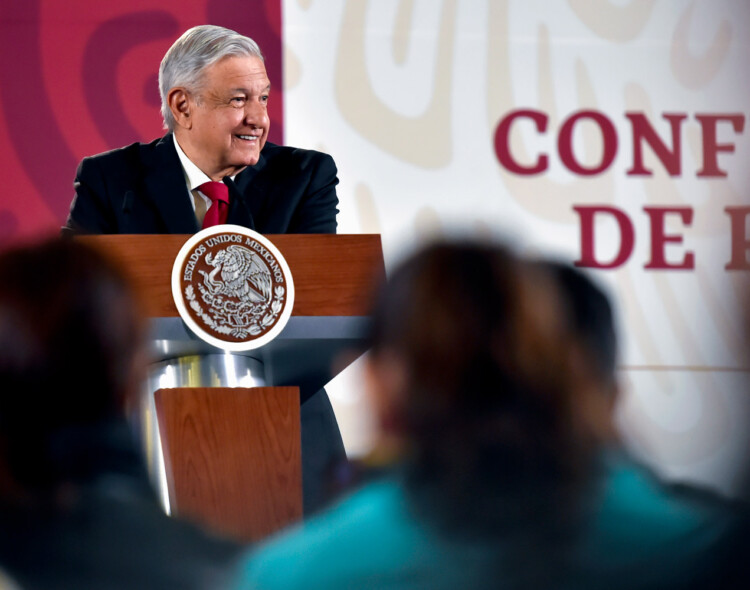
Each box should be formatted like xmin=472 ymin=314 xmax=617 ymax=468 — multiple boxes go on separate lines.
xmin=172 ymin=135 xmax=217 ymax=226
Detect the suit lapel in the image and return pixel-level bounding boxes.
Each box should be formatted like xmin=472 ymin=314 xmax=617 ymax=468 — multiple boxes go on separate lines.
xmin=143 ymin=134 xmax=199 ymax=234
xmin=226 ymin=149 xmax=270 ymax=231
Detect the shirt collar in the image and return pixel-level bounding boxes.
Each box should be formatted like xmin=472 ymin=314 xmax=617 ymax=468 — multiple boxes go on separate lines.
xmin=172 ymin=134 xmax=212 ymax=191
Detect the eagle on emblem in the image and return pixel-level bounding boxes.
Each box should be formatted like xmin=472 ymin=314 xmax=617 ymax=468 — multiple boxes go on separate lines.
xmin=200 ymin=245 xmax=272 ymax=303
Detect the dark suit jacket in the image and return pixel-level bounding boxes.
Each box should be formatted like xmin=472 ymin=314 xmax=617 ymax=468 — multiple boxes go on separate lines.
xmin=64 ymin=134 xmax=339 ymax=235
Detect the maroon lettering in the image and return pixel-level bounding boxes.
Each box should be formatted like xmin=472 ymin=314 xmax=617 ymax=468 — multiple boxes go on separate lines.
xmin=626 ymin=112 xmax=687 ymax=176
xmin=574 ymin=206 xmax=634 ymax=269
xmin=493 ymin=109 xmax=549 ymax=175
xmin=725 ymin=206 xmax=750 ymax=270
xmin=558 ymin=111 xmax=618 ymax=176
xmin=494 ymin=109 xmax=745 ymax=179
xmin=643 ymin=207 xmax=694 ymax=270
xmin=696 ymin=114 xmax=745 ymax=178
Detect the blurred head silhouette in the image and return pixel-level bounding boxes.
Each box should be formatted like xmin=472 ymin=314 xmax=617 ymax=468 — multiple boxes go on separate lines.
xmin=364 ymin=240 xmax=615 ymax=536
xmin=0 ymin=237 xmax=146 ymax=494
xmin=536 ymin=260 xmax=619 ymax=399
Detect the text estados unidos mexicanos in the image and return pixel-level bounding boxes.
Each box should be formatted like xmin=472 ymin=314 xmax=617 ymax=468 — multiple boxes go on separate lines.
xmin=183 ymin=236 xmax=285 ymax=283
xmin=183 ymin=244 xmax=206 ymax=282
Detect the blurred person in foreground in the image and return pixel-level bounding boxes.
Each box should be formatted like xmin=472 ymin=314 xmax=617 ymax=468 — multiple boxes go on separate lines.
xmin=0 ymin=238 xmax=241 ymax=590
xmin=537 ymin=260 xmax=750 ymax=589
xmin=231 ymin=240 xmax=749 ymax=590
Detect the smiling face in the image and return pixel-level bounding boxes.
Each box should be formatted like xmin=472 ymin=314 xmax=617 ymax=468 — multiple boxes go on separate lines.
xmin=173 ymin=55 xmax=270 ymax=180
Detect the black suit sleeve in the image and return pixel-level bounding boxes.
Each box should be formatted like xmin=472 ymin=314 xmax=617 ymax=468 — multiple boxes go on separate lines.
xmin=64 ymin=157 xmax=118 ymax=235
xmin=287 ymin=151 xmax=339 ymax=234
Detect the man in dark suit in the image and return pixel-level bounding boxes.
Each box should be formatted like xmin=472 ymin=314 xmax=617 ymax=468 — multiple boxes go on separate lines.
xmin=63 ymin=24 xmax=346 ymax=515
xmin=64 ymin=26 xmax=338 ymax=236
xmin=65 ymin=135 xmax=338 ymax=235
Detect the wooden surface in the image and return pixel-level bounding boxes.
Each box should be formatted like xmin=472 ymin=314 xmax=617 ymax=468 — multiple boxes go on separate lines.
xmin=78 ymin=234 xmax=385 ymax=318
xmin=154 ymin=386 xmax=302 ymax=543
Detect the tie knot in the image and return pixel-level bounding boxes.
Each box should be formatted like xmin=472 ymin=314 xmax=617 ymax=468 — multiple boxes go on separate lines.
xmin=199 ymin=181 xmax=229 ymax=205
xmin=199 ymin=181 xmax=230 ymax=228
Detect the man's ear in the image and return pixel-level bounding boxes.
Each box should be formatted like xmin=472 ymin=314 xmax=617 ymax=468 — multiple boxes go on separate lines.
xmin=168 ymin=88 xmax=192 ymax=130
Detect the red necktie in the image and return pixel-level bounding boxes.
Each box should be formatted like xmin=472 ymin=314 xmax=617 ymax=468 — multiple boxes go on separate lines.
xmin=199 ymin=181 xmax=229 ymax=228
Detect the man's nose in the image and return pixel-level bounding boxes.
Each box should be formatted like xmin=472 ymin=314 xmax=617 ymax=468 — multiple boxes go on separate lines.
xmin=244 ymin=100 xmax=268 ymax=125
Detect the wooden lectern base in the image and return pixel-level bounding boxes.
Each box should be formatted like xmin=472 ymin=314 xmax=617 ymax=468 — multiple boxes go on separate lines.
xmin=154 ymin=387 xmax=302 ymax=543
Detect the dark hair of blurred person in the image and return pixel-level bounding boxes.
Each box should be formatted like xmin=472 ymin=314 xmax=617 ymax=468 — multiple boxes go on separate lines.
xmin=537 ymin=260 xmax=618 ymax=396
xmin=366 ymin=243 xmax=614 ymax=541
xmin=0 ymin=238 xmax=240 ymax=590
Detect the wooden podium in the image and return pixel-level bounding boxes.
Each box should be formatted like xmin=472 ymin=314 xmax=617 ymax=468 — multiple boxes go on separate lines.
xmin=80 ymin=234 xmax=385 ymax=543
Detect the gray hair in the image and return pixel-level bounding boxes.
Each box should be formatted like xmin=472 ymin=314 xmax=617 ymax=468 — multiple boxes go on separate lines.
xmin=159 ymin=25 xmax=264 ymax=131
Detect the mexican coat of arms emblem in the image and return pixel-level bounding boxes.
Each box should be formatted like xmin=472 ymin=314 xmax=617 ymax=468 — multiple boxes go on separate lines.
xmin=172 ymin=226 xmax=295 ymax=351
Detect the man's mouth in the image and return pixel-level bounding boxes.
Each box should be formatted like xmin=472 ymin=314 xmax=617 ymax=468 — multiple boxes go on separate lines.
xmin=236 ymin=134 xmax=259 ymax=142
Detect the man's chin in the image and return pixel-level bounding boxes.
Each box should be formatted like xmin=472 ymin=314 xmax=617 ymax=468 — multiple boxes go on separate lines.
xmin=240 ymin=149 xmax=262 ymax=167
xmin=228 ymin=155 xmax=259 ymax=173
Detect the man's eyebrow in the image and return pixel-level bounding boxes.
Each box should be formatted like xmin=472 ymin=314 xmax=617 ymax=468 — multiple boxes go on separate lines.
xmin=229 ymin=83 xmax=271 ymax=93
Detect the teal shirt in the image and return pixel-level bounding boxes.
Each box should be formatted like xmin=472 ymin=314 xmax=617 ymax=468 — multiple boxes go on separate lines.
xmin=231 ymin=458 xmax=747 ymax=590
xmin=231 ymin=478 xmax=502 ymax=590
xmin=570 ymin=457 xmax=743 ymax=588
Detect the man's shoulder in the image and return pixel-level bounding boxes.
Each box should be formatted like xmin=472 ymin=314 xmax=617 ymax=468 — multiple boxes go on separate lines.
xmin=260 ymin=142 xmax=336 ymax=168
xmin=78 ymin=135 xmax=173 ymax=172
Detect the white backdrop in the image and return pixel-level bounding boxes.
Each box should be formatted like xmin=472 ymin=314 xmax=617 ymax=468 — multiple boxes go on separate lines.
xmin=282 ymin=0 xmax=750 ymax=498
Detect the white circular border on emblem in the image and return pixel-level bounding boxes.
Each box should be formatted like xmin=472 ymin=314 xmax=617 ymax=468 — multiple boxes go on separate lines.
xmin=171 ymin=224 xmax=296 ymax=352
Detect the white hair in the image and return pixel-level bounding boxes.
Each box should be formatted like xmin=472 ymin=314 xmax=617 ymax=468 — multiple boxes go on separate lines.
xmin=159 ymin=25 xmax=264 ymax=131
